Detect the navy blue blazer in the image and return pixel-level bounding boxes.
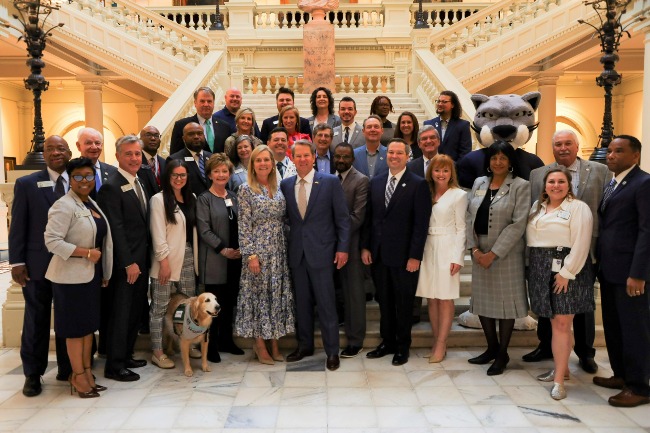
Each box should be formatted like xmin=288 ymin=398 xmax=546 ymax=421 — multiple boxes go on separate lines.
xmin=457 ymin=147 xmax=544 ymax=189
xmin=166 ymin=148 xmax=213 ymax=197
xmin=361 ymin=169 xmax=431 ymax=266
xmin=406 ymin=156 xmax=427 ymax=179
xmin=280 ymin=172 xmax=351 ymax=269
xmin=8 ymin=170 xmax=60 ymax=280
xmin=423 ymin=116 xmax=472 ymax=161
xmin=169 ymin=114 xmax=230 ymax=155
xmin=352 ymin=145 xmax=388 ymax=178
xmin=597 ymin=165 xmax=650 ymax=284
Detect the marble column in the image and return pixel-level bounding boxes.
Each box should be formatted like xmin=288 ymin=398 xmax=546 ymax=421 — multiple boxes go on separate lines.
xmin=135 ymin=101 xmax=153 ymax=131
xmin=533 ymin=72 xmax=562 ymax=164
xmin=302 ymin=9 xmax=335 ymax=94
xmin=77 ymin=76 xmax=105 ymax=136
xmin=641 ymin=29 xmax=650 ymax=172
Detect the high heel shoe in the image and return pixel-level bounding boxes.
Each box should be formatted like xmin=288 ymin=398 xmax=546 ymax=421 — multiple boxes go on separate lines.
xmin=266 ymin=341 xmax=284 ymax=362
xmin=429 ymin=350 xmax=446 ymax=363
xmin=85 ymin=367 xmax=107 ymax=392
xmin=69 ymin=373 xmax=100 ymax=399
xmin=537 ymin=369 xmax=570 ymax=382
xmin=487 ymin=354 xmax=510 ymax=376
xmin=253 ymin=345 xmax=275 ymax=365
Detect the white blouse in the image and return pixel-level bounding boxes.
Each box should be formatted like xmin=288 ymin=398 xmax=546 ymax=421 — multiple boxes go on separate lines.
xmin=526 ymin=198 xmax=593 ymax=280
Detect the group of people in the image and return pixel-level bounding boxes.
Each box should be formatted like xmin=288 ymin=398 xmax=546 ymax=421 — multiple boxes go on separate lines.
xmin=9 ymin=85 xmax=649 ymax=409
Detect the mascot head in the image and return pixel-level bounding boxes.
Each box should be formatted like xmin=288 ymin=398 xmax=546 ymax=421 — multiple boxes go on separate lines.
xmin=471 ymin=92 xmax=541 ymax=148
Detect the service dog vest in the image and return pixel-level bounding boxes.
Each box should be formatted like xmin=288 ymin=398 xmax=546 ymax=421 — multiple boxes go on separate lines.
xmin=173 ymin=304 xmax=209 ymax=340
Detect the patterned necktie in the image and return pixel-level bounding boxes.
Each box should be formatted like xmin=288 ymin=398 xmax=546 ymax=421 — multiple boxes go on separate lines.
xmin=385 ymin=176 xmax=396 ymax=207
xmin=600 ymin=178 xmax=617 ymax=211
xmin=338 ymin=173 xmax=343 ymax=183
xmin=95 ymin=167 xmax=102 ymax=192
xmin=197 ymin=153 xmax=205 ymax=178
xmin=54 ymin=176 xmax=65 ymax=198
xmin=276 ymin=161 xmax=284 ymax=178
xmin=425 ymin=159 xmax=430 ymax=174
xmin=134 ymin=178 xmax=147 ymax=214
xmin=149 ymin=157 xmax=160 ymax=186
xmin=298 ymin=178 xmax=307 ymax=219
xmin=344 ymin=126 xmax=350 ymax=143
xmin=205 ymin=120 xmax=215 ymax=152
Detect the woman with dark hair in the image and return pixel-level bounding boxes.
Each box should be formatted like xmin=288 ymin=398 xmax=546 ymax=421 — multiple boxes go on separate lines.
xmin=224 ymin=108 xmax=263 ymax=156
xmin=527 ymin=167 xmax=593 ymax=400
xmin=308 ymin=87 xmax=341 ymax=132
xmin=394 ymin=111 xmax=421 ymax=159
xmin=149 ymin=159 xmax=198 ymax=369
xmin=465 ymin=141 xmax=530 ymax=375
xmin=197 ymin=153 xmax=244 ymax=361
xmin=370 ymin=95 xmax=395 ymax=145
xmin=45 ymin=157 xmax=112 ymax=398
xmin=416 ymin=154 xmax=467 ymax=363
xmin=228 ymin=134 xmax=255 ymax=194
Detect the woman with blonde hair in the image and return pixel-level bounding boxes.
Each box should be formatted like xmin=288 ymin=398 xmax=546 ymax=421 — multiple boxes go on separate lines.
xmin=235 ymin=145 xmax=295 ymax=364
xmin=416 ymin=154 xmax=467 ymax=363
xmin=224 ymin=108 xmax=263 ymax=156
xmin=279 ymin=106 xmax=311 ymax=155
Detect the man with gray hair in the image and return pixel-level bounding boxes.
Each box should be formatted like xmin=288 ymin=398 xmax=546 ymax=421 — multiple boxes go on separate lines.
xmin=407 ymin=125 xmax=441 ymax=179
xmin=523 ymin=129 xmax=611 ymax=373
xmin=98 ymin=135 xmax=152 ymax=382
xmin=76 ymin=127 xmax=117 ymax=199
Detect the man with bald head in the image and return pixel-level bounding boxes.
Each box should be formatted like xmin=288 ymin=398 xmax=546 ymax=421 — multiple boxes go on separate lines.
xmin=167 ymin=122 xmax=212 ymax=196
xmin=213 ymin=87 xmax=261 ymax=137
xmin=139 ymin=125 xmax=166 ymax=194
xmin=76 ymin=127 xmax=117 ymax=198
xmin=10 ymin=135 xmax=73 ymax=396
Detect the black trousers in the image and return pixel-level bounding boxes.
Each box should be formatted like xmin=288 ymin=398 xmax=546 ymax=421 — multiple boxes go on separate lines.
xmin=599 ymin=275 xmax=650 ymax=397
xmin=204 ymin=258 xmax=241 ymax=352
xmin=372 ymin=260 xmax=418 ymax=353
xmin=535 ymin=312 xmax=596 ymax=358
xmin=21 ymin=279 xmax=70 ymax=377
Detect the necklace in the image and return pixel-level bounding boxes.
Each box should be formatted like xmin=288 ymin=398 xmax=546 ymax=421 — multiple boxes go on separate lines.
xmin=489 ymin=188 xmax=499 ymax=202
xmin=211 ymin=188 xmax=228 ymax=199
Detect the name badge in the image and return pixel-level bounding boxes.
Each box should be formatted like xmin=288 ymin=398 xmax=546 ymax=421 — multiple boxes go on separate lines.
xmin=551 ymin=258 xmax=563 ymax=273
xmin=74 ymin=209 xmax=92 ymax=218
xmin=184 ymin=157 xmax=194 ymax=162
xmin=37 ymin=181 xmax=54 ymax=188
xmin=273 ymin=120 xmax=278 ymax=125
xmin=224 ymin=198 xmax=233 ymax=207
xmin=333 ymin=131 xmax=339 ymax=136
xmin=557 ymin=210 xmax=571 ymax=220
xmin=234 ymin=168 xmax=244 ymax=174
xmin=121 ymin=184 xmax=133 ymax=192
xmin=475 ymin=190 xmax=486 ymax=197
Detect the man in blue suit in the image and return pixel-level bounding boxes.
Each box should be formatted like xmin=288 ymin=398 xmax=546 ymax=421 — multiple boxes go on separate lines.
xmin=353 ymin=116 xmax=388 ymax=179
xmin=280 ymin=140 xmax=351 ymax=371
xmin=362 ymin=138 xmax=431 ymax=365
xmin=9 ymin=136 xmax=73 ymax=396
xmin=594 ymin=135 xmax=650 ymax=408
xmin=423 ymin=90 xmax=471 ymax=162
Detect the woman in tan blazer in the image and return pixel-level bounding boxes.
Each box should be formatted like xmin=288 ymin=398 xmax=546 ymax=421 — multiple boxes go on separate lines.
xmin=45 ymin=158 xmax=113 ymax=398
xmin=149 ymin=160 xmax=198 ymax=369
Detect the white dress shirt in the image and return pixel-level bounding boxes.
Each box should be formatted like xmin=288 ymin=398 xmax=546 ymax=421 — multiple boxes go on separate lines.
xmin=294 ymin=168 xmax=315 ymax=203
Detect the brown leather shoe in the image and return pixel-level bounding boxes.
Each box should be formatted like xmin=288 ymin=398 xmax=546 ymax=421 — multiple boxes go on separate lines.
xmin=608 ymin=388 xmax=650 ymax=408
xmin=593 ymin=375 xmax=625 ymax=390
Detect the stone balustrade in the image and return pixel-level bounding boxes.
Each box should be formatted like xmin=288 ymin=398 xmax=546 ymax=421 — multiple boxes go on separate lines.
xmin=409 ymin=2 xmax=489 ymax=28
xmin=243 ymin=71 xmax=395 ymax=95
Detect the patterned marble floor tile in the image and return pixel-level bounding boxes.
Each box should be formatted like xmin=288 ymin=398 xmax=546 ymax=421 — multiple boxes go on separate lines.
xmin=450 ymin=370 xmax=498 ymax=387
xmin=371 ymin=387 xmax=420 ymax=406
xmin=326 ymin=371 xmax=368 ymax=387
xmin=367 ymin=371 xmax=411 ymax=388
xmin=232 ymin=386 xmax=283 ymax=406
xmin=422 ymin=405 xmax=482 ymax=428
xmin=518 ymin=404 xmax=584 ymax=427
xmin=171 ymin=406 xmax=230 ymax=429
xmin=327 ymin=387 xmax=373 ymax=406
xmin=120 ymin=406 xmax=184 ymax=429
xmin=275 ymin=405 xmax=327 ymax=428
xmin=283 ymin=371 xmax=326 ymax=387
xmin=17 ymin=407 xmax=86 ymax=431
xmin=470 ymin=405 xmax=533 ymax=427
xmin=407 ymin=370 xmax=454 ymax=387
xmin=415 ymin=386 xmax=465 ymax=406
xmin=68 ymin=407 xmax=134 ymax=431
xmin=328 ymin=406 xmax=378 ymax=429
xmin=457 ymin=385 xmax=513 ymax=405
xmin=566 ymin=404 xmax=639 ymax=428
xmin=375 ymin=406 xmax=430 ymax=428
xmin=280 ymin=386 xmax=327 ymax=406
xmin=224 ymin=406 xmax=278 ymax=429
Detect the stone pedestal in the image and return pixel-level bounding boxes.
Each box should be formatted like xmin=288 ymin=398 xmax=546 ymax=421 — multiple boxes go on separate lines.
xmin=302 ymin=9 xmax=335 ymax=94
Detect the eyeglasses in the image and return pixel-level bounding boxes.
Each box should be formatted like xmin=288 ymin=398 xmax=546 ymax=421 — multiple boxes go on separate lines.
xmin=143 ymin=133 xmax=160 ymax=138
xmin=170 ymin=173 xmax=188 ymax=179
xmin=435 ymin=99 xmax=451 ymax=105
xmin=71 ymin=174 xmax=96 ymax=182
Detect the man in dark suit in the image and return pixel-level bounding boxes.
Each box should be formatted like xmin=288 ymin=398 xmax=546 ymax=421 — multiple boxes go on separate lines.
xmin=332 ymin=97 xmax=365 ymax=149
xmin=334 ymin=143 xmax=369 ymax=358
xmin=313 ymin=123 xmax=336 ymax=174
xmin=213 ymin=87 xmax=262 ymax=137
xmin=280 ymin=140 xmax=350 ymax=371
xmin=423 ymin=90 xmax=471 ymax=161
xmin=594 ymin=135 xmax=650 ymax=408
xmin=524 ymin=130 xmax=611 ymax=372
xmin=169 ymin=87 xmax=230 ymax=155
xmin=9 ymin=136 xmax=73 ymax=396
xmin=140 ymin=125 xmax=166 ymax=193
xmin=260 ymin=87 xmax=311 ymax=143
xmin=76 ymin=127 xmax=117 ymax=200
xmin=167 ymin=122 xmax=212 ymax=196
xmin=407 ymin=126 xmax=440 ymax=178
xmin=97 ymin=135 xmax=152 ymax=382
xmin=362 ymin=138 xmax=431 ymax=366
xmin=353 ymin=116 xmax=388 ymax=179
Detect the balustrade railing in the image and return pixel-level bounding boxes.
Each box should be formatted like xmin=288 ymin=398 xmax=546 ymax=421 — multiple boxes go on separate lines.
xmin=409 ymin=2 xmax=489 ymax=28
xmin=244 ymin=71 xmax=395 ymax=95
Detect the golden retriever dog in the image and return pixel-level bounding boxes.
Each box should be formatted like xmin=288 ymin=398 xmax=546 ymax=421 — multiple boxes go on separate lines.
xmin=163 ymin=292 xmax=220 ymax=377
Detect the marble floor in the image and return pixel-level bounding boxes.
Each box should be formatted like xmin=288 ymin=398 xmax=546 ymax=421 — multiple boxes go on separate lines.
xmin=0 ymin=345 xmax=648 ymax=433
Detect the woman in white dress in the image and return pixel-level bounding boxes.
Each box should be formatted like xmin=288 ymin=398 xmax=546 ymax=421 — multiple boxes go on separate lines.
xmin=416 ymin=154 xmax=467 ymax=363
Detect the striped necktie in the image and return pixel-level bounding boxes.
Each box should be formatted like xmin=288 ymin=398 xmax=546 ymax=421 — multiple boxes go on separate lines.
xmin=385 ymin=176 xmax=396 ymax=207
xmin=600 ymin=178 xmax=617 ymax=211
xmin=197 ymin=153 xmax=205 ymax=178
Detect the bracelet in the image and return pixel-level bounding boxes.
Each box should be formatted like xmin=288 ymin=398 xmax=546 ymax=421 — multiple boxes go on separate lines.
xmin=87 ymin=249 xmax=92 ymax=259
xmin=247 ymin=254 xmax=258 ymax=262
xmin=472 ymin=248 xmax=480 ymax=255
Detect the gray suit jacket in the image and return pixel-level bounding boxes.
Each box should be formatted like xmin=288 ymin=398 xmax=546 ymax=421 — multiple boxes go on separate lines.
xmin=339 ymin=167 xmax=370 ymax=259
xmin=332 ymin=123 xmax=365 ymax=148
xmin=530 ymin=158 xmax=611 ymax=241
xmin=466 ymin=175 xmax=530 ymax=259
xmin=44 ymin=191 xmax=113 ymax=284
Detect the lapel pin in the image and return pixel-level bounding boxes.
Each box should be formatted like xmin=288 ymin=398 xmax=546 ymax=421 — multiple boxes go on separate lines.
xmin=622 ymin=181 xmax=627 ymax=186
xmin=402 ymin=183 xmax=406 ymax=187
xmin=314 ymin=181 xmax=319 ymax=185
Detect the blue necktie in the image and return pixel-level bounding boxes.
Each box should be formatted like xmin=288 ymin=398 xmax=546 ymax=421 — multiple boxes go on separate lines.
xmin=385 ymin=176 xmax=396 ymax=207
xmin=198 ymin=153 xmax=205 ymax=178
xmin=95 ymin=167 xmax=102 ymax=192
xmin=600 ymin=179 xmax=617 ymax=211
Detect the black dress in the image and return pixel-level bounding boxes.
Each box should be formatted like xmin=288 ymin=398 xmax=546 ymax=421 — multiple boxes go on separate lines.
xmin=52 ymin=202 xmax=107 ymax=338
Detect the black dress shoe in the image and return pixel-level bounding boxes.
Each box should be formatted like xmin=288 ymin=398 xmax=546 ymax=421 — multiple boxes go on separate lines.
xmin=366 ymin=343 xmax=396 ymax=359
xmin=365 ymin=293 xmax=374 ymax=302
xmin=340 ymin=345 xmax=363 ymax=358
xmin=522 ymin=347 xmax=553 ymax=362
xmin=286 ymin=348 xmax=315 ymax=362
xmin=22 ymin=375 xmax=42 ymax=397
xmin=487 ymin=354 xmax=510 ymax=376
xmin=579 ymin=356 xmax=598 ymax=374
xmin=392 ymin=352 xmax=409 ymax=366
xmin=207 ymin=351 xmax=222 ymax=363
xmin=468 ymin=350 xmax=498 ymax=365
xmin=326 ymin=355 xmax=340 ymax=371
xmin=104 ymin=368 xmax=140 ymax=382
xmin=126 ymin=358 xmax=147 ymax=368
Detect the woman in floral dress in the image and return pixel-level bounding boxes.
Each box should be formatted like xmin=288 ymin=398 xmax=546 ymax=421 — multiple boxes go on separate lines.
xmin=235 ymin=145 xmax=295 ymax=365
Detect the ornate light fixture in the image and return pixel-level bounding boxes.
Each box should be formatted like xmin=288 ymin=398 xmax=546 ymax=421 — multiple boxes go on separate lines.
xmin=578 ymin=0 xmax=643 ymax=163
xmin=209 ymin=0 xmax=225 ymax=31
xmin=414 ymin=0 xmax=429 ymax=29
xmin=3 ymin=0 xmax=63 ymax=166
